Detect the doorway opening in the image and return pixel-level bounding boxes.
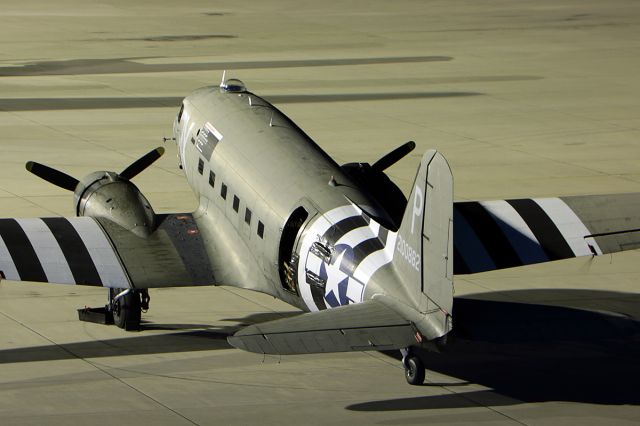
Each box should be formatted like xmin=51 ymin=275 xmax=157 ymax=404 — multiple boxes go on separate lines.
xmin=278 ymin=206 xmax=308 ymax=293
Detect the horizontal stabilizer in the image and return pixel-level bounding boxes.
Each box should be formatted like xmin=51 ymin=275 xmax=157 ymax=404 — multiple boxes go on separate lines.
xmin=227 ymin=300 xmax=418 ymax=355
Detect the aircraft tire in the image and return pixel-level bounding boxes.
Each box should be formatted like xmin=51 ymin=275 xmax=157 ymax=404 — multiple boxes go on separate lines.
xmin=404 ymin=356 xmax=425 ymax=385
xmin=112 ymin=290 xmax=141 ymax=331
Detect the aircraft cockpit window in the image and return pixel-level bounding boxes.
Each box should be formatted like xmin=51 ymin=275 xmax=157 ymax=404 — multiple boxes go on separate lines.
xmin=177 ymin=103 xmax=184 ymax=123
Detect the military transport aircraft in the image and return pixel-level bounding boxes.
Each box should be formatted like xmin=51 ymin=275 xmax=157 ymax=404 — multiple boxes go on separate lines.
xmin=1 ymin=77 xmax=639 ymax=385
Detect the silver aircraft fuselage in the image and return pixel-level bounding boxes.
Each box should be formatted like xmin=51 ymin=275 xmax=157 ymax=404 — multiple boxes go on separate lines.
xmin=173 ymin=83 xmax=406 ymax=314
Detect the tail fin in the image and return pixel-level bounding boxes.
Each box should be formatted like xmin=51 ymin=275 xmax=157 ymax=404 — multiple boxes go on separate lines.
xmin=392 ymin=149 xmax=453 ymax=339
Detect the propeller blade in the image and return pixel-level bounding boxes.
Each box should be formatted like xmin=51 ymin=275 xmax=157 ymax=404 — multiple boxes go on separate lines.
xmin=372 ymin=141 xmax=416 ymax=172
xmin=120 ymin=147 xmax=165 ymax=180
xmin=25 ymin=161 xmax=79 ymax=191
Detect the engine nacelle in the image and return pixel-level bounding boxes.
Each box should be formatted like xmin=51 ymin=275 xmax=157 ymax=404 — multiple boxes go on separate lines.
xmin=73 ymin=171 xmax=157 ymax=238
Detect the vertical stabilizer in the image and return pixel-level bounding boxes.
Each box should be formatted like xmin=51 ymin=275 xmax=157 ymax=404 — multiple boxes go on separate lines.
xmin=392 ymin=149 xmax=453 ymax=339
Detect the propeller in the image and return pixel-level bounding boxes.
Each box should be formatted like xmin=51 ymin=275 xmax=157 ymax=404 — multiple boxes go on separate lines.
xmin=120 ymin=147 xmax=165 ymax=180
xmin=25 ymin=161 xmax=79 ymax=191
xmin=371 ymin=141 xmax=416 ymax=172
xmin=25 ymin=146 xmax=165 ymax=191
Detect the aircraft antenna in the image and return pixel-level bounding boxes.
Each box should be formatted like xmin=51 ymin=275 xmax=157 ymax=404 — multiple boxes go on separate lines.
xmin=219 ymin=70 xmax=227 ymax=88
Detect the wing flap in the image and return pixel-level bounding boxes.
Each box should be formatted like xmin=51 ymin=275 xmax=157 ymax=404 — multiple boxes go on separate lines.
xmin=228 ymin=300 xmax=417 ymax=355
xmin=98 ymin=214 xmax=215 ymax=288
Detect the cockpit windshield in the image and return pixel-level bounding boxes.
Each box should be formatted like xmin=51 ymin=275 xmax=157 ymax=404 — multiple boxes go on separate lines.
xmin=177 ymin=103 xmax=184 ymax=123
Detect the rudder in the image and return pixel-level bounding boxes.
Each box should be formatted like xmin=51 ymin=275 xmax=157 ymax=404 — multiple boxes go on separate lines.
xmin=392 ymin=149 xmax=453 ymax=339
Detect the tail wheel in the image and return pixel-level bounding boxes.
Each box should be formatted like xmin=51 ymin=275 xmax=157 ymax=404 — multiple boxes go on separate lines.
xmin=112 ymin=289 xmax=141 ymax=331
xmin=404 ymin=355 xmax=425 ymax=385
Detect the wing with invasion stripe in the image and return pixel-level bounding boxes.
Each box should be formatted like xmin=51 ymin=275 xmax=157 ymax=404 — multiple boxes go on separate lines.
xmin=0 ymin=214 xmax=214 ymax=288
xmin=453 ymin=193 xmax=640 ymax=274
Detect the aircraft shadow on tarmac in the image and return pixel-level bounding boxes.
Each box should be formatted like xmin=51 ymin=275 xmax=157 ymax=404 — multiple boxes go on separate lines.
xmin=349 ymin=289 xmax=640 ymax=409
xmin=0 ymin=312 xmax=301 ymax=364
xmin=0 ymin=54 xmax=481 ymax=111
xmin=0 ymin=56 xmax=452 ymax=77
xmin=0 ymin=329 xmax=233 ymax=364
xmin=2 ymin=289 xmax=638 ymax=407
xmin=0 ymin=92 xmax=481 ymax=111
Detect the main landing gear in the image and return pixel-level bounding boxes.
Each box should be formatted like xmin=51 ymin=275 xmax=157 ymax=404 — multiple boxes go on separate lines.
xmin=78 ymin=288 xmax=150 ymax=330
xmin=401 ymin=348 xmax=425 ymax=385
xmin=110 ymin=288 xmax=149 ymax=331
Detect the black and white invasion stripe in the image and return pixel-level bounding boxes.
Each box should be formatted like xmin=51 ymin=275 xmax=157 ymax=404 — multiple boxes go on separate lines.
xmin=299 ymin=204 xmax=396 ymax=312
xmin=0 ymin=217 xmax=130 ymax=287
xmin=453 ymin=198 xmax=602 ymax=274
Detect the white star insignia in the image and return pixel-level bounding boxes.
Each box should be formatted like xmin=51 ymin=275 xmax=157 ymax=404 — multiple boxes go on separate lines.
xmin=324 ymin=248 xmax=348 ymax=302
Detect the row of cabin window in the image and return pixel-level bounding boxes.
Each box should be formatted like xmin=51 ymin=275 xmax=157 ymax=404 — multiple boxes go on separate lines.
xmin=198 ymin=157 xmax=265 ymax=239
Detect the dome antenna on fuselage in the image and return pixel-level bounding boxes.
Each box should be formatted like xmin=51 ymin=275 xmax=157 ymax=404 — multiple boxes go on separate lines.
xmin=219 ymin=72 xmax=247 ymax=93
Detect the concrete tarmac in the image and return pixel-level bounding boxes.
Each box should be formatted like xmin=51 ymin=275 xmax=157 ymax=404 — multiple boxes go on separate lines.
xmin=1 ymin=1 xmax=640 ymax=424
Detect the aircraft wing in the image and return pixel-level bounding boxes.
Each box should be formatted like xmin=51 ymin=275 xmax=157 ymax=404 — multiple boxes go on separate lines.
xmin=227 ymin=300 xmax=419 ymax=355
xmin=0 ymin=213 xmax=214 ymax=288
xmin=453 ymin=193 xmax=640 ymax=274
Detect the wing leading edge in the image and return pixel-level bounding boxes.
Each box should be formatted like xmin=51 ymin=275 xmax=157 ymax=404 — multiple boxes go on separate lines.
xmin=454 ymin=193 xmax=640 ymax=274
xmin=0 ymin=214 xmax=214 ymax=288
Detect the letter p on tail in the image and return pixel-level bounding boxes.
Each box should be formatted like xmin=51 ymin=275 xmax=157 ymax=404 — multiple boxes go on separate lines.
xmin=393 ymin=149 xmax=454 ymax=340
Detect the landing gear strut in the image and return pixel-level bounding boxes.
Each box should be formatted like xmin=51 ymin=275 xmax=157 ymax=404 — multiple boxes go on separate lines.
xmin=401 ymin=348 xmax=425 ymax=385
xmin=109 ymin=288 xmax=149 ymax=331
